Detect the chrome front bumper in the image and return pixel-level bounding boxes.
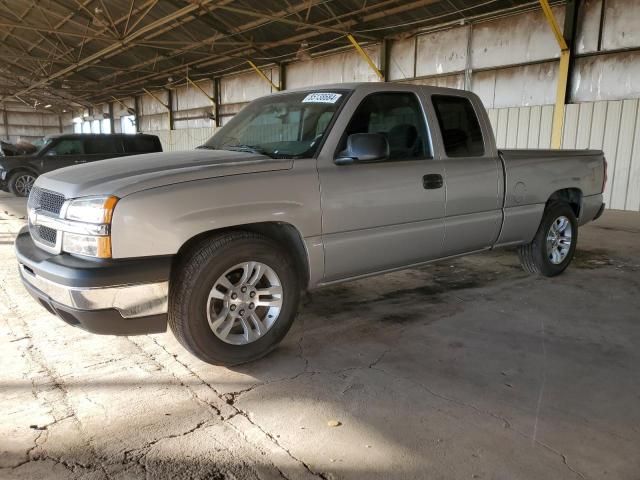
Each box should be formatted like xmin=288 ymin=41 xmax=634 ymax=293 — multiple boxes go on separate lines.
xmin=15 ymin=225 xmax=171 ymax=335
xmin=19 ymin=264 xmax=168 ymax=318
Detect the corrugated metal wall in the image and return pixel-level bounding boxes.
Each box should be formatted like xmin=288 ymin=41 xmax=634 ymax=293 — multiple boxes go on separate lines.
xmin=488 ymin=100 xmax=640 ymax=211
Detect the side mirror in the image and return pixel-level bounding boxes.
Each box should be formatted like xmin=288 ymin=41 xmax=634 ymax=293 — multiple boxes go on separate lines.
xmin=335 ymin=133 xmax=389 ymax=165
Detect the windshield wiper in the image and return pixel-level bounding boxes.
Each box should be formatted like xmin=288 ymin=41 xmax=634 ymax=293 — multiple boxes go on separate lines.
xmin=223 ymin=144 xmax=274 ymax=158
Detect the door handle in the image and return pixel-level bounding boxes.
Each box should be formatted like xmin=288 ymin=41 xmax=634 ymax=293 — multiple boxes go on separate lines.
xmin=423 ymin=174 xmax=443 ymax=189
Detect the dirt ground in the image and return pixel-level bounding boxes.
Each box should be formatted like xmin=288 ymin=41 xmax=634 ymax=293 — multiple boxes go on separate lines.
xmin=1 ymin=191 xmax=639 ymax=479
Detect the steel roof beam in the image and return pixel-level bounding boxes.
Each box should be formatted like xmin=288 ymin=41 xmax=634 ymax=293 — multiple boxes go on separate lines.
xmin=1 ymin=0 xmax=216 ymax=104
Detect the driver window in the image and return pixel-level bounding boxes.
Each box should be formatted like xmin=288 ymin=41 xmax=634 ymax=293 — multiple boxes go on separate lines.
xmin=340 ymin=92 xmax=431 ymax=161
xmin=48 ymin=139 xmax=84 ymax=156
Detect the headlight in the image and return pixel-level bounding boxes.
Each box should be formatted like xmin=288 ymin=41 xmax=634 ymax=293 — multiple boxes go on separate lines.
xmin=62 ymin=196 xmax=118 ymax=258
xmin=65 ymin=196 xmax=118 ymax=224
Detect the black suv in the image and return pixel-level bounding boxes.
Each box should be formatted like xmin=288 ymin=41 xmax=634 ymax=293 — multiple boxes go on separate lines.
xmin=0 ymin=133 xmax=162 ymax=196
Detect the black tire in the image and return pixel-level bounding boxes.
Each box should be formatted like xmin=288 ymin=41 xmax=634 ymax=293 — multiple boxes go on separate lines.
xmin=8 ymin=171 xmax=37 ymax=197
xmin=168 ymin=231 xmax=300 ymax=366
xmin=518 ymin=202 xmax=578 ymax=277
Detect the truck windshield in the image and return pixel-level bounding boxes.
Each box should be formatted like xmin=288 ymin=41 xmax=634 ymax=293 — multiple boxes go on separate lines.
xmin=201 ymin=90 xmax=348 ymax=158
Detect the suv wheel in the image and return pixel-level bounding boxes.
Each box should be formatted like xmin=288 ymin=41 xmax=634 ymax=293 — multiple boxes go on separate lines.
xmin=168 ymin=231 xmax=300 ymax=365
xmin=518 ymin=202 xmax=578 ymax=277
xmin=8 ymin=172 xmax=37 ymax=197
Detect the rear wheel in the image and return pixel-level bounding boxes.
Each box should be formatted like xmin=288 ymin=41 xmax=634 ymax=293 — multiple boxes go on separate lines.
xmin=8 ymin=171 xmax=37 ymax=197
xmin=168 ymin=231 xmax=300 ymax=365
xmin=518 ymin=202 xmax=578 ymax=277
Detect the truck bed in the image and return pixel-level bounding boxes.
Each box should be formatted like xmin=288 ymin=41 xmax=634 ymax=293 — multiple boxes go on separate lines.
xmin=494 ymin=149 xmax=606 ymax=247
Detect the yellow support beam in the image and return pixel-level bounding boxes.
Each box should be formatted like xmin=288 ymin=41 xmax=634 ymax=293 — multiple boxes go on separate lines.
xmin=247 ymin=61 xmax=279 ymax=91
xmin=540 ymin=0 xmax=569 ymax=149
xmin=539 ymin=0 xmax=568 ymax=50
xmin=186 ymin=76 xmax=215 ymax=105
xmin=142 ymin=88 xmax=170 ymax=111
xmin=111 ymin=96 xmax=131 ymax=112
xmin=347 ymin=34 xmax=384 ymax=81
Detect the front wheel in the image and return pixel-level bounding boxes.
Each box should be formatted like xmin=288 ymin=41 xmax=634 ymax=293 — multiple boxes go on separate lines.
xmin=168 ymin=231 xmax=300 ymax=365
xmin=518 ymin=202 xmax=578 ymax=277
xmin=8 ymin=171 xmax=37 ymax=197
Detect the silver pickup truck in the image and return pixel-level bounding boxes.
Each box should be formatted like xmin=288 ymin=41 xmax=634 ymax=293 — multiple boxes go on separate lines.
xmin=16 ymin=83 xmax=606 ymax=365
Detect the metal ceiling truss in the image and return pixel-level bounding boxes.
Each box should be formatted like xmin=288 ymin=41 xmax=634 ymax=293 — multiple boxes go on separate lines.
xmin=0 ymin=0 xmax=553 ymax=111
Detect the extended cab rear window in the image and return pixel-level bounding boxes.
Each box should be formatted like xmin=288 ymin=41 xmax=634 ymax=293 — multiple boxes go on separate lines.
xmin=432 ymin=95 xmax=484 ymax=157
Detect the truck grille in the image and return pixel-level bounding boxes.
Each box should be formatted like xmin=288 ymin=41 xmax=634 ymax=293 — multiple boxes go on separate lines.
xmin=28 ymin=187 xmax=66 ymax=215
xmin=35 ymin=225 xmax=57 ymax=245
xmin=28 ymin=187 xmax=66 ymax=249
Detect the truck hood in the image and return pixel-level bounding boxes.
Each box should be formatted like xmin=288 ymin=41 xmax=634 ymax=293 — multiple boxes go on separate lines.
xmin=34 ymin=149 xmax=293 ymax=198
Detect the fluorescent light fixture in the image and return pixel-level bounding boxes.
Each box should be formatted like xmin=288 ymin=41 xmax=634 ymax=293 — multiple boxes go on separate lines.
xmin=44 ymin=104 xmax=52 ymax=108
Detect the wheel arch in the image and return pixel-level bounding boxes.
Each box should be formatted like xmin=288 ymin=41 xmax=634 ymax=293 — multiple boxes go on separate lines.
xmin=7 ymin=166 xmax=39 ymax=179
xmin=546 ymin=188 xmax=582 ymax=218
xmin=174 ymin=221 xmax=311 ymax=290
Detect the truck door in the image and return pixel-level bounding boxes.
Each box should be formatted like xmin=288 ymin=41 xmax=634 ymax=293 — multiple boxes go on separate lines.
xmin=317 ymin=90 xmax=446 ymax=283
xmin=430 ymin=94 xmax=502 ymax=256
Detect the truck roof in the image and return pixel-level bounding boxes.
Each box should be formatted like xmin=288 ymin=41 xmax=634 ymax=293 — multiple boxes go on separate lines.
xmin=44 ymin=133 xmax=159 ymax=140
xmin=275 ymin=82 xmax=474 ymax=98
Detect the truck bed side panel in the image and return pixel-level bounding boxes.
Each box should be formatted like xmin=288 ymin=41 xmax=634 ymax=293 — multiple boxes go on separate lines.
xmin=496 ymin=149 xmax=605 ymax=246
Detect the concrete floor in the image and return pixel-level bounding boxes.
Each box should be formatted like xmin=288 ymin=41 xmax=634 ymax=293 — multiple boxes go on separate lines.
xmin=1 ymin=190 xmax=639 ymax=480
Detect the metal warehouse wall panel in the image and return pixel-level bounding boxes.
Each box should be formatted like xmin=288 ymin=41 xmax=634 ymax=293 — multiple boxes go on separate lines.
xmin=286 ymin=45 xmax=381 ymax=89
xmin=220 ymin=69 xmax=278 ymax=105
xmin=572 ymin=51 xmax=640 ymax=102
xmin=405 ymin=75 xmax=464 ymax=90
xmin=415 ymin=26 xmax=468 ymax=77
xmin=388 ymin=37 xmax=415 ymax=81
xmin=471 ymin=6 xmax=564 ymax=70
xmin=601 ymin=0 xmax=640 ymax=50
xmin=576 ymin=0 xmax=603 ymax=54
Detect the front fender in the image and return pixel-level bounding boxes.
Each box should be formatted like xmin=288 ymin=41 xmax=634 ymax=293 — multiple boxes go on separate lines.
xmin=110 ymin=161 xmax=322 ymax=264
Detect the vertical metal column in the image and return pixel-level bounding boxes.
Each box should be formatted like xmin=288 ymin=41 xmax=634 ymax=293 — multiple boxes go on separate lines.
xmin=278 ymin=63 xmax=286 ymax=90
xmin=540 ymin=0 xmax=570 ymax=149
xmin=2 ymin=109 xmax=8 ymax=140
xmin=166 ymin=88 xmax=174 ymax=131
xmin=464 ymin=23 xmax=473 ymax=91
xmin=213 ymin=77 xmax=221 ymax=128
xmin=134 ymin=95 xmax=141 ymax=133
xmin=108 ymin=102 xmax=115 ymax=133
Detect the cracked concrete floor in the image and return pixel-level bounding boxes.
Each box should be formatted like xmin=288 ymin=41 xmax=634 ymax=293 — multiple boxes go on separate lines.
xmin=1 ymin=190 xmax=639 ymax=480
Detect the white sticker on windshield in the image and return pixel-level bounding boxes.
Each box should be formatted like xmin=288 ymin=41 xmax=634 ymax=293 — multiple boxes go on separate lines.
xmin=302 ymin=92 xmax=342 ymax=104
